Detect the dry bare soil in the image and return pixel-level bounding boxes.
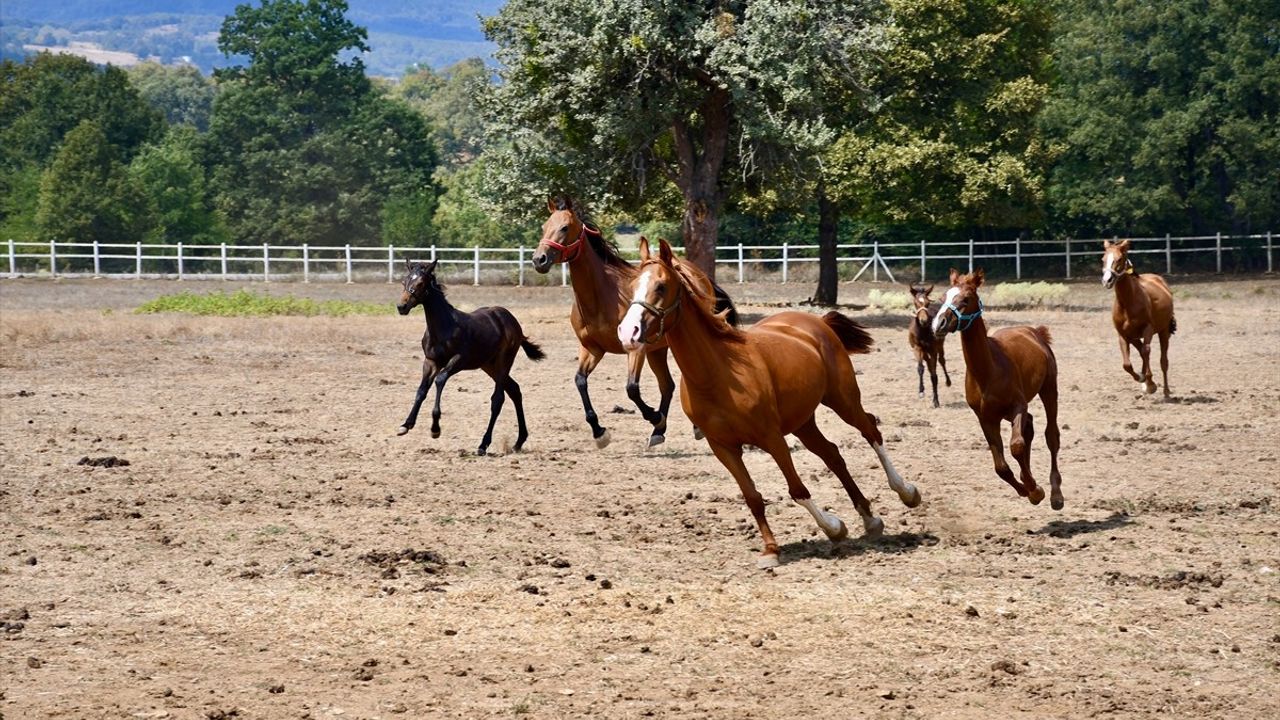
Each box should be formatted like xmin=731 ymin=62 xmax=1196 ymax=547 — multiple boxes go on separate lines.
xmin=2 ymin=276 xmax=1278 ymax=719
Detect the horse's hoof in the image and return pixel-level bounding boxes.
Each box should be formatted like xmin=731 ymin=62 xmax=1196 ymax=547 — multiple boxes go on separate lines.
xmin=862 ymin=516 xmax=884 ymax=538
xmin=476 ymin=447 xmax=488 ymax=456
xmin=918 ymin=391 xmax=925 ymax=398
xmin=824 ymin=518 xmax=849 ymax=542
xmin=756 ymin=553 xmax=780 ymax=570
xmin=1027 ymin=486 xmax=1046 ymax=505
xmin=396 ymin=426 xmax=410 ymax=436
xmin=900 ymin=485 xmax=922 ymax=508
xmin=1145 ymin=382 xmax=1157 ymax=394
xmin=1051 ymin=494 xmax=1065 ymax=511
xmin=932 ymin=400 xmax=940 ymax=409
xmin=647 ymin=434 xmax=665 ymax=448
xmin=692 ymin=427 xmax=705 ymax=441
xmin=594 ymin=430 xmax=612 ymax=449
xmin=431 ymin=430 xmax=441 ymax=439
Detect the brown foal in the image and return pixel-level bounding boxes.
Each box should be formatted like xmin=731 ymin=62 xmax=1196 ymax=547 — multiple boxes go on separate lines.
xmin=618 ymin=238 xmax=921 ymax=569
xmin=1101 ymin=239 xmax=1176 ymax=396
xmin=531 ymin=198 xmax=736 ymax=448
xmin=933 ymin=269 xmax=1065 ymax=510
xmin=907 ymin=283 xmax=952 ymax=407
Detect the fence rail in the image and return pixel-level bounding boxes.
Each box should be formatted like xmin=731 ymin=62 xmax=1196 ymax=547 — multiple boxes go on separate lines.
xmin=4 ymin=232 xmax=1274 ymax=286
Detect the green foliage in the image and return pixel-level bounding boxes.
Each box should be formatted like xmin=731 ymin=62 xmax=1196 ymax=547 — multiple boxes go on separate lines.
xmin=1040 ymin=0 xmax=1280 ymax=235
xmin=36 ymin=120 xmax=153 ymax=245
xmin=128 ymin=126 xmax=225 ymax=244
xmin=0 ymin=164 xmax=42 ymax=242
xmin=987 ymin=281 xmax=1069 ymax=307
xmin=128 ymin=62 xmax=217 ymax=131
xmin=866 ymin=288 xmax=914 ymax=310
xmin=136 ymin=289 xmax=392 ymax=317
xmin=431 ymin=161 xmax=529 ymax=248
xmin=381 ymin=191 xmax=439 ymax=247
xmin=394 ymin=58 xmax=489 ymax=166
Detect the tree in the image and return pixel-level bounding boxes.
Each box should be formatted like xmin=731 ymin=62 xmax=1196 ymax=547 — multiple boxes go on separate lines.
xmin=395 ymin=58 xmax=490 ymax=167
xmin=128 ymin=62 xmax=217 ymax=131
xmin=129 ymin=126 xmax=224 ymax=245
xmin=1040 ymin=0 xmax=1280 ymax=236
xmin=431 ymin=160 xmax=531 ymax=249
xmin=36 ymin=120 xmax=153 ymax=247
xmin=481 ymin=0 xmax=886 ymax=279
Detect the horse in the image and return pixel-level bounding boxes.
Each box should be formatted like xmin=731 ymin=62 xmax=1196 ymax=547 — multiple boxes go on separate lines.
xmin=395 ymin=259 xmax=545 ymax=455
xmin=617 ymin=238 xmax=921 ymax=569
xmin=932 ymin=268 xmax=1064 ymax=510
xmin=1101 ymin=239 xmax=1176 ymax=396
xmin=907 ymin=283 xmax=952 ymax=407
xmin=532 ymin=197 xmax=738 ymax=448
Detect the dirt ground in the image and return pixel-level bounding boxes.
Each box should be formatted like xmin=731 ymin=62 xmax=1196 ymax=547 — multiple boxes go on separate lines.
xmin=1 ymin=274 xmax=1278 ymax=720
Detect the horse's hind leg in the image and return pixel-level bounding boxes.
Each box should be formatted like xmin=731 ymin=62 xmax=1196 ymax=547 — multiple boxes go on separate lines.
xmin=707 ymin=440 xmax=781 ymax=569
xmin=506 ymin=377 xmax=529 ymax=451
xmin=828 ymin=389 xmax=921 ymax=507
xmin=1040 ymin=379 xmax=1065 ymax=510
xmin=629 ymin=349 xmax=668 ymax=447
xmin=926 ymin=352 xmax=940 ymax=408
xmin=792 ymin=417 xmax=878 ymax=538
xmin=575 ymin=346 xmax=610 ymax=448
xmin=938 ymin=342 xmax=952 ymax=387
xmin=980 ymin=418 xmax=1030 ymax=499
xmin=476 ymin=366 xmax=508 ymax=456
xmin=398 ymin=359 xmax=438 ymax=435
xmin=1138 ymin=328 xmax=1157 ymax=394
xmin=1009 ymin=408 xmax=1044 ymax=505
xmin=1158 ymin=331 xmax=1171 ymax=397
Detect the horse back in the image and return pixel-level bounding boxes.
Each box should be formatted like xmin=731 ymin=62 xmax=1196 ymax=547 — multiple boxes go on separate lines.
xmin=1137 ymin=273 xmax=1175 ymax=332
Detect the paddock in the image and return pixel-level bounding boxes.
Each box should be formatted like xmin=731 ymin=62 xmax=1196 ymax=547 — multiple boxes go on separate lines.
xmin=1 ymin=277 xmax=1277 ymax=718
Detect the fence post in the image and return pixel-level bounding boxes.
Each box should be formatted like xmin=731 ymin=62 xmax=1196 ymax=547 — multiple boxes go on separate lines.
xmin=344 ymin=244 xmax=353 ymax=284
xmin=920 ymin=238 xmax=926 ymax=282
xmin=967 ymin=237 xmax=974 ymax=273
xmin=1268 ymin=231 xmax=1273 ymax=274
xmin=1015 ymin=236 xmax=1022 ymax=280
xmin=781 ymin=243 xmax=789 ymax=283
xmin=136 ymin=241 xmax=142 ymax=278
xmin=737 ymin=243 xmax=744 ymax=283
xmin=561 ymin=260 xmax=568 ymax=287
xmin=263 ymin=243 xmax=270 ymax=282
xmin=1165 ymin=233 xmax=1172 ymax=274
xmin=1215 ymin=231 xmax=1222 ymax=273
xmin=303 ymin=244 xmax=310 ymax=283
xmin=7 ymin=239 xmax=14 ymax=278
xmin=473 ymin=245 xmax=481 ymax=286
xmin=220 ymin=243 xmax=227 ymax=280
xmin=1064 ymin=238 xmax=1071 ymax=279
xmin=430 ymin=245 xmax=437 ymax=262
xmin=872 ymin=241 xmax=880 ymax=282
xmin=385 ymin=245 xmax=393 ymax=283
xmin=518 ymin=246 xmax=525 ymax=286
xmin=177 ymin=242 xmax=184 ymax=280
xmin=49 ymin=240 xmax=57 ymax=277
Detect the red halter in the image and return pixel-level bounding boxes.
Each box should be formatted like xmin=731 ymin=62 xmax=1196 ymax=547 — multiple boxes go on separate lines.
xmin=544 ymin=220 xmax=598 ymax=263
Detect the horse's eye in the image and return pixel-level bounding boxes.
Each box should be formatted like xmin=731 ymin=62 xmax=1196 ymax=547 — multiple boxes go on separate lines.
xmin=655 ymin=283 xmax=666 ymax=294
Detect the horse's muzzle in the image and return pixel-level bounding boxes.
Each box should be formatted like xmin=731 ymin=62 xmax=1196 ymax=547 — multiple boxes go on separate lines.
xmin=397 ymin=304 xmax=410 ymax=315
xmin=531 ymin=252 xmax=552 ymax=274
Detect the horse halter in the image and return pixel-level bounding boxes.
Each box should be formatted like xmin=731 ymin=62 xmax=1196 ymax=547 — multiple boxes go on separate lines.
xmin=542 ymin=220 xmax=596 ymax=264
xmin=629 ymin=272 xmax=683 ymax=344
xmin=1107 ymin=255 xmax=1134 ymax=276
xmin=942 ymin=297 xmax=984 ymax=332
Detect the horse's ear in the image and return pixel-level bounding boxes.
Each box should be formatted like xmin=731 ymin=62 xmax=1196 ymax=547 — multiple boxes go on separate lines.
xmin=638 ymin=236 xmax=651 ymax=261
xmin=546 ymin=197 xmax=557 ymax=214
xmin=926 ymin=283 xmax=934 ymax=296
xmin=949 ymin=268 xmax=960 ymax=285
xmin=972 ymin=268 xmax=985 ymax=287
xmin=427 ymin=258 xmax=439 ymax=273
xmin=405 ymin=258 xmax=412 ymax=269
xmin=657 ymin=238 xmax=674 ymax=266
xmin=1103 ymin=239 xmax=1112 ymax=249
xmin=1117 ymin=239 xmax=1131 ymax=251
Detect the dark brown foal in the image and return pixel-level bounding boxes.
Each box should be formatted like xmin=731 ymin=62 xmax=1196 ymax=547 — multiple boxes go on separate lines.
xmin=907 ymin=283 xmax=952 ymax=407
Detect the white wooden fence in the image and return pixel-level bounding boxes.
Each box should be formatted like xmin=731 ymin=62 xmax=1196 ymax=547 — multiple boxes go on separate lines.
xmin=3 ymin=232 xmax=1274 ymax=285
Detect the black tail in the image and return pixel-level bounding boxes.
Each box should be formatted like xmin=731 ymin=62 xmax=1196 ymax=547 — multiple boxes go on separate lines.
xmin=711 ymin=282 xmax=740 ymax=327
xmin=822 ymin=311 xmax=874 ymax=354
xmin=1169 ymin=316 xmax=1177 ymax=335
xmin=521 ymin=338 xmax=546 ymax=361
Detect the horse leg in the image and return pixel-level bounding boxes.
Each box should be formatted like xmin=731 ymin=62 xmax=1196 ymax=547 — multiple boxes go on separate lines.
xmin=647 ymin=348 xmax=685 ymax=443
xmin=1009 ymin=408 xmax=1044 ymax=505
xmin=938 ymin=343 xmax=952 ymax=387
xmin=926 ymin=352 xmax=941 ymax=408
xmin=397 ymin=359 xmax=438 ymax=435
xmin=707 ymin=440 xmax=781 ymax=569
xmin=1138 ymin=328 xmax=1157 ymax=394
xmin=1040 ymin=379 xmax=1065 ymax=510
xmin=792 ymin=417 xmax=879 ymax=539
xmin=915 ymin=347 xmax=926 ymax=398
xmin=1158 ymin=330 xmax=1171 ymax=398
xmin=625 ymin=349 xmax=664 ymax=447
xmin=1119 ymin=335 xmax=1142 ymax=382
xmin=980 ymin=418 xmax=1029 ymax=498
xmin=429 ymin=355 xmax=463 ymax=439
xmin=476 ymin=366 xmax=508 ymax=456
xmin=575 ymin=346 xmax=610 ymax=448
xmin=829 ymin=394 xmax=921 ymax=508
xmin=506 ymin=377 xmax=529 ymax=451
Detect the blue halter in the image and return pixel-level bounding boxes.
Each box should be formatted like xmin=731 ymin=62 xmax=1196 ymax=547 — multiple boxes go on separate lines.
xmin=943 ymin=298 xmax=984 ymax=332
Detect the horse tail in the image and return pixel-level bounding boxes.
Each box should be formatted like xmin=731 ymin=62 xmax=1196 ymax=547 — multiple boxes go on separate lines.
xmin=521 ymin=338 xmax=546 ymax=361
xmin=1035 ymin=325 xmax=1054 ymax=346
xmin=1169 ymin=316 xmax=1177 ymax=335
xmin=823 ymin=311 xmax=874 ymax=354
xmin=711 ymin=282 xmax=740 ymax=327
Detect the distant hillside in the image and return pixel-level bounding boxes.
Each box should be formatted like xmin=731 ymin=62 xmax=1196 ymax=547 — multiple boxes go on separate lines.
xmin=0 ymin=0 xmax=502 ymax=75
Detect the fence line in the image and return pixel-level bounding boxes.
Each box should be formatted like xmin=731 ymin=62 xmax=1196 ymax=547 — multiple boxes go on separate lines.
xmin=3 ymin=233 xmax=1274 ymax=285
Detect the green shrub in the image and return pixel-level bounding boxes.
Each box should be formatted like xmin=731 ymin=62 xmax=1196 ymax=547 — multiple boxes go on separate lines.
xmin=987 ymin=282 xmax=1070 ymax=308
xmin=866 ymin=288 xmax=914 ymax=310
xmin=136 ymin=289 xmax=392 ymax=317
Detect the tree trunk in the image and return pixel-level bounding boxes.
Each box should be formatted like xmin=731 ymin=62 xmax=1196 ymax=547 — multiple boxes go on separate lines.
xmin=671 ymin=87 xmax=731 ymax=281
xmin=681 ymin=197 xmax=720 ymax=279
xmin=813 ymin=184 xmax=839 ymax=306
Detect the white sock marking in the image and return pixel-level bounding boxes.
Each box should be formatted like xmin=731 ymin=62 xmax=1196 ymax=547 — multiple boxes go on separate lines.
xmin=796 ymin=497 xmax=843 ymax=538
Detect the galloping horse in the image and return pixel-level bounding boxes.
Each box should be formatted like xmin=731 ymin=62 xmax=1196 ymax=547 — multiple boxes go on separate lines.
xmin=907 ymin=283 xmax=952 ymax=407
xmin=618 ymin=238 xmax=921 ymax=569
xmin=396 ymin=259 xmax=545 ymax=455
xmin=933 ymin=269 xmax=1065 ymax=510
xmin=532 ymin=197 xmax=737 ymax=448
xmin=1101 ymin=239 xmax=1176 ymax=396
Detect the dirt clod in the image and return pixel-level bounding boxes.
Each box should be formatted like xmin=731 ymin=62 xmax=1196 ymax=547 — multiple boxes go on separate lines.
xmin=78 ymin=455 xmax=130 ymax=468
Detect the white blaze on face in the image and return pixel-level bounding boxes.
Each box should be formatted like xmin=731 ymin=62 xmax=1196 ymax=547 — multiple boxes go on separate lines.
xmin=933 ymin=287 xmax=961 ymax=334
xmin=617 ymin=269 xmax=652 ymax=349
xmin=1102 ymin=249 xmax=1121 ymax=284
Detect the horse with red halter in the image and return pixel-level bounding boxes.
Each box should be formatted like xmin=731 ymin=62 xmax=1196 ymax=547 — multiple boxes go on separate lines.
xmin=1101 ymin=239 xmax=1176 ymax=397
xmin=618 ymin=238 xmax=921 ymax=569
xmin=395 ymin=259 xmax=545 ymax=455
xmin=932 ymin=269 xmax=1065 ymax=510
xmin=907 ymin=283 xmax=952 ymax=407
xmin=532 ymin=197 xmax=737 ymax=448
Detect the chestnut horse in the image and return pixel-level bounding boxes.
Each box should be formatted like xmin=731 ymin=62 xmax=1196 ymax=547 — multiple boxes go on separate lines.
xmin=618 ymin=238 xmax=921 ymax=569
xmin=396 ymin=259 xmax=545 ymax=455
xmin=1101 ymin=239 xmax=1176 ymax=396
xmin=533 ymin=197 xmax=737 ymax=448
xmin=932 ymin=269 xmax=1064 ymax=510
xmin=907 ymin=283 xmax=952 ymax=407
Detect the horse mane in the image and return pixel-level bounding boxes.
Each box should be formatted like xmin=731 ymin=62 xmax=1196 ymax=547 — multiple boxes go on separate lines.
xmin=671 ymin=261 xmax=746 ymax=344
